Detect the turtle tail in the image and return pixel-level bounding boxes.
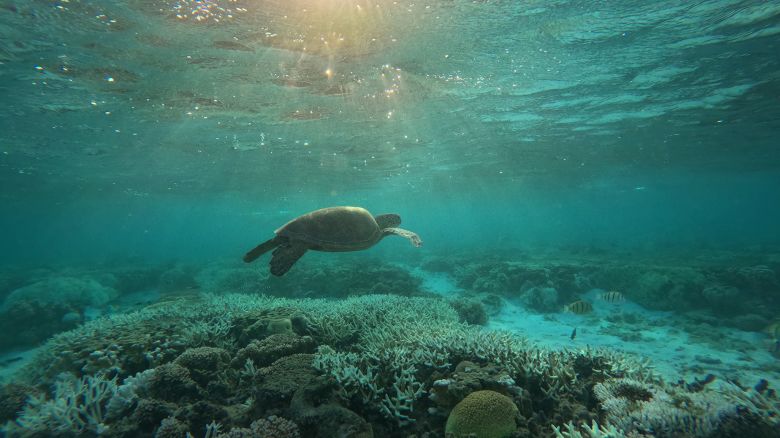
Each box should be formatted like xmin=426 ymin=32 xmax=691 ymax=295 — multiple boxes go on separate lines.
xmin=243 ymin=236 xmax=283 ymax=263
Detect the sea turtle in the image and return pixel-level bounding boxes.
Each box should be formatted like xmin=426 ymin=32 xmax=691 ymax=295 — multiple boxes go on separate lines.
xmin=243 ymin=206 xmax=423 ymax=276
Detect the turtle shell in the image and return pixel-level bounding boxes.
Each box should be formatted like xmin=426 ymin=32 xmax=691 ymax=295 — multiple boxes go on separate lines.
xmin=275 ymin=206 xmax=382 ymax=251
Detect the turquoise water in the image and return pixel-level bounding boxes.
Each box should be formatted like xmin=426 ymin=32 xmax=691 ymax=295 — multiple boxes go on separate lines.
xmin=1 ymin=1 xmax=780 ymax=437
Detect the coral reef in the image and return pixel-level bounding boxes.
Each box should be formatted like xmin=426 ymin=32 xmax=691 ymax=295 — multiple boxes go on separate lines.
xmin=105 ymin=265 xmax=165 ymax=295
xmin=0 ymin=383 xmax=37 ymax=424
xmin=701 ymin=284 xmax=743 ymax=316
xmin=2 ymin=276 xmax=117 ymax=310
xmin=158 ymin=265 xmax=198 ymax=293
xmin=147 ymin=363 xmax=199 ymax=402
xmin=237 ymin=416 xmax=301 ymax=438
xmin=155 ymin=416 xmax=190 ymax=438
xmin=197 ymin=259 xmax=425 ymax=298
xmin=448 ymin=298 xmax=488 ymax=325
xmin=289 ymin=381 xmax=373 ymax=438
xmin=196 ymin=264 xmax=272 ymax=295
xmin=429 ymin=361 xmax=525 ymax=410
xmin=729 ymin=313 xmax=769 ymax=332
xmin=2 ymin=292 xmax=778 ymax=438
xmin=174 ymin=347 xmax=231 ymax=387
xmin=631 ymin=269 xmax=707 ymax=311
xmin=456 ymin=262 xmax=556 ymax=296
xmin=233 ymin=334 xmax=316 ymax=368
xmin=251 ymin=354 xmax=318 ymax=413
xmin=0 ymin=276 xmax=118 ymax=349
xmin=718 ymin=265 xmax=778 ymax=296
xmin=433 ymin=253 xmax=780 ymax=332
xmin=593 ymin=377 xmax=780 ymax=437
xmin=9 ymin=373 xmax=118 ymax=435
xmin=520 ymin=286 xmax=560 ymax=313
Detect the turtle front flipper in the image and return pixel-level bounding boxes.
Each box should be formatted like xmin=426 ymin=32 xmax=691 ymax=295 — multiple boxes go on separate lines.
xmin=243 ymin=236 xmax=283 ymax=263
xmin=383 ymin=227 xmax=423 ymax=247
xmin=270 ymin=242 xmax=308 ymax=276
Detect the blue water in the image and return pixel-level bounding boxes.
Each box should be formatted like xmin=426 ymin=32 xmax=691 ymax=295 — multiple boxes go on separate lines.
xmin=3 ymin=170 xmax=779 ymax=265
xmin=1 ymin=1 xmax=780 ymax=437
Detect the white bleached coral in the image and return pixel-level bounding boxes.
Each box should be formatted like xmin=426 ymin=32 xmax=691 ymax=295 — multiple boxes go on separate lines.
xmin=6 ymin=373 xmax=118 ymax=436
xmin=593 ymin=377 xmax=748 ymax=436
xmin=312 ymin=297 xmax=659 ymax=426
xmin=11 ymin=292 xmax=665 ymax=432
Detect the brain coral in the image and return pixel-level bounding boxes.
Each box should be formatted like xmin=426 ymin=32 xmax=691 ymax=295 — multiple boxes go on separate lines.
xmin=445 ymin=390 xmax=518 ymax=438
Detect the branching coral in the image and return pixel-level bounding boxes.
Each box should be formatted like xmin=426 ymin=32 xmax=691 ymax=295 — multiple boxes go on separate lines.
xmin=19 ymin=298 xmax=241 ymax=383
xmin=176 ymin=417 xmax=301 ymax=438
xmin=552 ymin=420 xmax=628 ymax=438
xmin=594 ymin=377 xmax=741 ymax=437
xmin=104 ymin=368 xmax=155 ymax=420
xmin=719 ymin=382 xmax=780 ymax=426
xmin=313 ymin=345 xmax=424 ymax=426
xmin=312 ymin=298 xmax=658 ymax=426
xmin=7 ymin=373 xmax=118 ymax=436
xmin=246 ymin=415 xmax=301 ymax=438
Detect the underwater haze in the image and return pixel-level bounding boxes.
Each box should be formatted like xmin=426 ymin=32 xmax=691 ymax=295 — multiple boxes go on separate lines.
xmin=2 ymin=1 xmax=780 ymax=437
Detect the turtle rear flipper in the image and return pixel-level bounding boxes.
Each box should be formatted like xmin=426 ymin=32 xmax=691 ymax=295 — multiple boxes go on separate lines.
xmin=243 ymin=236 xmax=283 ymax=263
xmin=270 ymin=243 xmax=308 ymax=276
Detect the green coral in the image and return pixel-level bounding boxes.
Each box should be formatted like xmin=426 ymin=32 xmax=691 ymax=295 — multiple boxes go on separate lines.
xmin=445 ymin=390 xmax=518 ymax=438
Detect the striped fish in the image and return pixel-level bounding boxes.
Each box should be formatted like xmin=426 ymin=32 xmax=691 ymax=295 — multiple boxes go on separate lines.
xmin=564 ymin=300 xmax=593 ymax=314
xmin=600 ymin=291 xmax=625 ymax=303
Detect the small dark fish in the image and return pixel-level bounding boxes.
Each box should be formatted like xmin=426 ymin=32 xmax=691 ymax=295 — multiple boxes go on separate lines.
xmin=564 ymin=300 xmax=593 ymax=315
xmin=755 ymin=379 xmax=769 ymax=394
xmin=600 ymin=291 xmax=625 ymax=303
xmin=570 ymin=327 xmax=577 ymax=340
xmin=0 ymin=356 xmax=23 ymax=366
xmin=684 ymin=374 xmax=716 ymax=392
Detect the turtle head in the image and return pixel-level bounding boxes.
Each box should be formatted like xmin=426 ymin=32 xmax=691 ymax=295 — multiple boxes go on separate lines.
xmin=374 ymin=213 xmax=401 ymax=229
